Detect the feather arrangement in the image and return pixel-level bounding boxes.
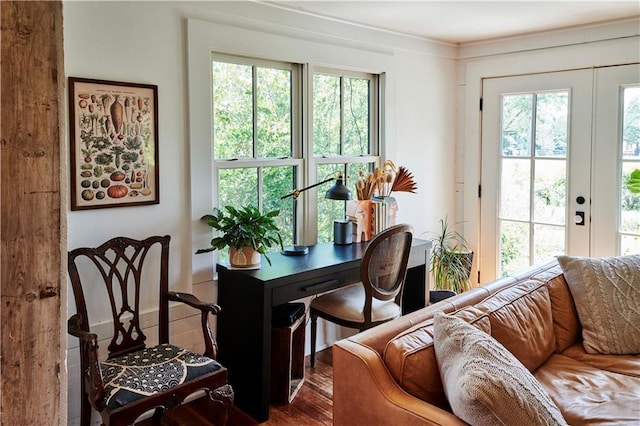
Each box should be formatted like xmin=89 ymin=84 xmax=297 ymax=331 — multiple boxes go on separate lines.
xmin=391 ymin=166 xmax=418 ymax=194
xmin=355 ymin=160 xmax=418 ymax=200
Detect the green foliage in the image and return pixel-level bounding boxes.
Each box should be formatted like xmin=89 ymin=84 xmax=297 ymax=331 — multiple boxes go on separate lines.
xmin=121 ymin=152 xmax=139 ymax=163
xmin=626 ymin=169 xmax=640 ymax=194
xmin=211 ymin=57 xmax=375 ymax=245
xmin=124 ymin=136 xmax=142 ymax=151
xmin=501 ymin=92 xmax=568 ymax=157
xmin=95 ymin=152 xmax=114 ymax=165
xmin=536 ymin=175 xmax=566 ymax=206
xmin=429 ymin=217 xmax=473 ymax=293
xmin=196 ymin=205 xmax=283 ymax=265
xmin=110 ymin=145 xmax=126 ymax=169
xmin=500 ymin=221 xmax=529 ymax=277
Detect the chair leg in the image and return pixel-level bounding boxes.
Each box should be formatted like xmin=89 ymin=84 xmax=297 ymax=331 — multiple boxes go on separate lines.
xmin=209 ymin=384 xmax=234 ymax=426
xmin=80 ymin=387 xmax=92 ymax=426
xmin=152 ymin=407 xmax=165 ymax=423
xmin=310 ymin=310 xmax=318 ymax=368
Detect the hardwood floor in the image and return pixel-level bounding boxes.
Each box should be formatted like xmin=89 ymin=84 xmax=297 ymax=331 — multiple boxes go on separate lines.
xmin=141 ymin=349 xmax=334 ymax=426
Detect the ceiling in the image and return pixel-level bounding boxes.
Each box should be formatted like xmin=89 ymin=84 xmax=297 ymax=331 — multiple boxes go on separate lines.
xmin=263 ymin=1 xmax=640 ymax=44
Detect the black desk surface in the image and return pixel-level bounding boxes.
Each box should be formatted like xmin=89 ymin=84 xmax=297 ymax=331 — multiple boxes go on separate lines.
xmin=218 ymin=238 xmax=430 ymax=283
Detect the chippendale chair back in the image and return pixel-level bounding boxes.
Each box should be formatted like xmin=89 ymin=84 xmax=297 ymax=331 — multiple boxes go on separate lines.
xmin=68 ymin=235 xmax=233 ymax=426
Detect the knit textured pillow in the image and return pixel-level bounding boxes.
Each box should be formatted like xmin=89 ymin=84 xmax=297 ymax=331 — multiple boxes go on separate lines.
xmin=557 ymin=254 xmax=640 ymax=355
xmin=433 ymin=312 xmax=567 ymax=426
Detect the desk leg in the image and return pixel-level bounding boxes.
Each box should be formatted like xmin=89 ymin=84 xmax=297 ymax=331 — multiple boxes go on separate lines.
xmin=217 ymin=269 xmax=272 ymax=422
xmin=403 ymin=264 xmax=427 ymax=314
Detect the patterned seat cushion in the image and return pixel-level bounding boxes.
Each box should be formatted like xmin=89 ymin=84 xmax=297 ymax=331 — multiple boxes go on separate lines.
xmin=102 ymin=343 xmax=222 ymax=411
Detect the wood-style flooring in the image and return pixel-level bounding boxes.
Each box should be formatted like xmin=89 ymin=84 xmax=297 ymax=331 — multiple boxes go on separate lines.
xmin=139 ymin=349 xmax=334 ymax=426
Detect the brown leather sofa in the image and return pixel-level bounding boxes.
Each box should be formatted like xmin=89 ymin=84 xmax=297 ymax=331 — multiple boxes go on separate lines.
xmin=333 ymin=260 xmax=640 ymax=425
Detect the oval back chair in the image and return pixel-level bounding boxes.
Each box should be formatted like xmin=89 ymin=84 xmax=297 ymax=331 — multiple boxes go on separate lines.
xmin=309 ymin=224 xmax=414 ymax=366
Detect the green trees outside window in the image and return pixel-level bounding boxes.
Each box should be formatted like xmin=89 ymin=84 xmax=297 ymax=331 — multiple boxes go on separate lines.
xmin=211 ymin=55 xmax=379 ymax=255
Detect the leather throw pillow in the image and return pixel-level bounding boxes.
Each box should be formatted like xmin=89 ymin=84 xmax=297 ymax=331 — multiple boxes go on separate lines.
xmin=433 ymin=312 xmax=567 ymax=426
xmin=558 ymin=254 xmax=640 ymax=355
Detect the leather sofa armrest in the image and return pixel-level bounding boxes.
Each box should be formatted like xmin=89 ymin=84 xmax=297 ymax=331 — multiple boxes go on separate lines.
xmin=333 ymin=339 xmax=467 ymax=426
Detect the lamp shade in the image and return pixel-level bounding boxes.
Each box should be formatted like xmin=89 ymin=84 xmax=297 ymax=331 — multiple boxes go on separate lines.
xmin=325 ymin=175 xmax=352 ymax=200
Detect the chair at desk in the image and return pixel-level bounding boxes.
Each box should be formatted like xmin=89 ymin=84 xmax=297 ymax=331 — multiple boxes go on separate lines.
xmin=309 ymin=224 xmax=414 ymax=367
xmin=68 ymin=235 xmax=233 ymax=426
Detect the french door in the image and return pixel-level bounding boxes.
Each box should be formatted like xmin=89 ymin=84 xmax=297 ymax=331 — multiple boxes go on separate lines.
xmin=592 ymin=65 xmax=640 ymax=257
xmin=480 ymin=64 xmax=640 ymax=280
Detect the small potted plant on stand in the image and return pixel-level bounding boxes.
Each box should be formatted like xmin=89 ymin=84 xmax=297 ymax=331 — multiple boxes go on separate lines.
xmin=196 ymin=205 xmax=283 ymax=268
xmin=429 ymin=216 xmax=473 ymax=303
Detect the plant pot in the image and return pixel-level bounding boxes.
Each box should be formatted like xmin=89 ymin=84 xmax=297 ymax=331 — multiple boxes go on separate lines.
xmin=229 ymin=246 xmax=261 ymax=268
xmin=429 ymin=290 xmax=456 ymax=304
xmin=456 ymin=250 xmax=474 ymax=277
xmin=432 ymin=250 xmax=474 ymax=293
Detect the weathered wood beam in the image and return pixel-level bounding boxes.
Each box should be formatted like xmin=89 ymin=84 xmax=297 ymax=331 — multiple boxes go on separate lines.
xmin=1 ymin=1 xmax=65 ymax=424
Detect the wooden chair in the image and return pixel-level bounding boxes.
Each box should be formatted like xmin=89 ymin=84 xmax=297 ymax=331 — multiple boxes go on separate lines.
xmin=309 ymin=224 xmax=413 ymax=367
xmin=68 ymin=235 xmax=233 ymax=425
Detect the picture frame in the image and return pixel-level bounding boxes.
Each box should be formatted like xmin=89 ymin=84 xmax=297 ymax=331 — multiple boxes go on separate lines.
xmin=68 ymin=77 xmax=159 ymax=210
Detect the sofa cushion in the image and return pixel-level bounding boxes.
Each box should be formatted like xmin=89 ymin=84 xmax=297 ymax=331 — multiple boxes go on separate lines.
xmin=558 ymin=254 xmax=640 ymax=354
xmin=478 ymin=280 xmax=557 ymax=371
xmin=433 ymin=313 xmax=568 ymax=426
xmin=382 ymin=306 xmax=488 ymax=410
xmin=534 ymin=353 xmax=640 ymax=425
xmin=383 ymin=317 xmax=445 ymax=408
xmin=561 ymin=342 xmax=640 ymax=378
xmin=101 ymin=343 xmax=222 ymax=411
xmin=544 ymin=269 xmax=582 ymax=353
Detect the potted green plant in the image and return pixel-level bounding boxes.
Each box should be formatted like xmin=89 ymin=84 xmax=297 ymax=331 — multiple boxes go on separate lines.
xmin=429 ymin=217 xmax=473 ymax=301
xmin=196 ymin=205 xmax=283 ymax=268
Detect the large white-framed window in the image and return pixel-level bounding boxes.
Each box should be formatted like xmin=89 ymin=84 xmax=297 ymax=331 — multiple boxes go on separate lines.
xmin=212 ymin=54 xmax=302 ymax=253
xmin=211 ymin=58 xmax=380 ymax=254
xmin=188 ymin=18 xmax=394 ymax=282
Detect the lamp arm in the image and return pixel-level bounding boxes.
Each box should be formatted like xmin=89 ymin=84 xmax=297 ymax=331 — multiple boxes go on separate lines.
xmin=280 ymin=177 xmax=335 ymax=200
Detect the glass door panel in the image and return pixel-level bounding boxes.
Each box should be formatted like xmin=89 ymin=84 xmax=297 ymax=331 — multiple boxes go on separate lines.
xmin=592 ymin=64 xmax=640 ymax=257
xmin=481 ymin=69 xmax=593 ymax=281
xmin=621 ymin=87 xmax=640 ymax=254
xmin=498 ymin=91 xmax=569 ymax=276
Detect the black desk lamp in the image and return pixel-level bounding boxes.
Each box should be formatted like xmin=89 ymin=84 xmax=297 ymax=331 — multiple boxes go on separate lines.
xmin=280 ymin=172 xmax=352 ymax=255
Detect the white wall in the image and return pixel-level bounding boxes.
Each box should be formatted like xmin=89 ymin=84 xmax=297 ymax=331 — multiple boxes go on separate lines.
xmin=63 ymin=1 xmax=457 ymax=423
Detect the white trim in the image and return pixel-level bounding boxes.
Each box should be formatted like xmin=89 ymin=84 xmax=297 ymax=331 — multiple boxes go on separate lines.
xmin=459 ymin=17 xmax=640 ymax=59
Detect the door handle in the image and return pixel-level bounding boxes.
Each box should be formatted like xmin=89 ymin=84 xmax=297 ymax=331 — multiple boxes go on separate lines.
xmin=574 ymin=211 xmax=585 ymax=226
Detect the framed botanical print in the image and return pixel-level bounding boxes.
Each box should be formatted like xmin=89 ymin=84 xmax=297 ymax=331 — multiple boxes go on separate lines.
xmin=68 ymin=77 xmax=159 ymax=210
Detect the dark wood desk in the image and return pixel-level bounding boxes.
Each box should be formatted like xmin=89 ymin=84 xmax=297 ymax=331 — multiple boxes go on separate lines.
xmin=217 ymin=239 xmax=432 ymax=422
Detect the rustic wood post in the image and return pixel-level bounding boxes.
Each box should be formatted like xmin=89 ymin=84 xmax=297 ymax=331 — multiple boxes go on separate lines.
xmin=1 ymin=1 xmax=65 ymax=424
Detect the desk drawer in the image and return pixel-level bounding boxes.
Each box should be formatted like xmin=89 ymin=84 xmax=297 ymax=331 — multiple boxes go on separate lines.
xmin=272 ymin=268 xmax=360 ymax=305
